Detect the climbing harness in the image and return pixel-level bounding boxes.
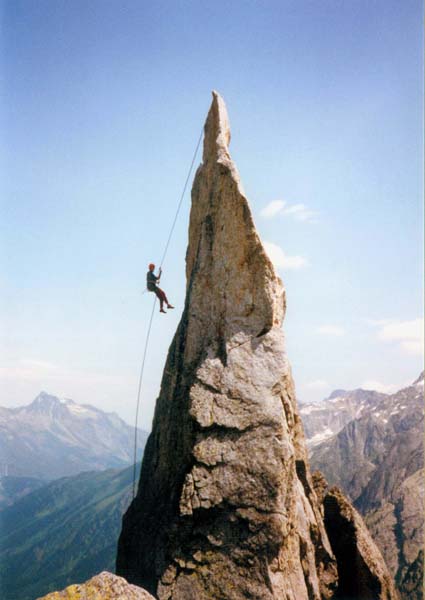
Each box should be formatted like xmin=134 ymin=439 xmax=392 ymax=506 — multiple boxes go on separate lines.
xmin=132 ymin=129 xmax=203 ymax=499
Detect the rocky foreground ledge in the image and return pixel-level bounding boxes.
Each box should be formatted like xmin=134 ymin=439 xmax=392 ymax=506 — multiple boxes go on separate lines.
xmin=37 ymin=571 xmax=154 ymax=600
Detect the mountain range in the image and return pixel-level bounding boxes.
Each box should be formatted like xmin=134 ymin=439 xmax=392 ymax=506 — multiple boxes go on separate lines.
xmin=1 ymin=378 xmax=422 ymax=599
xmin=0 ymin=392 xmax=147 ymax=480
xmin=0 ymin=393 xmax=148 ymax=600
xmin=300 ymin=372 xmax=424 ymax=600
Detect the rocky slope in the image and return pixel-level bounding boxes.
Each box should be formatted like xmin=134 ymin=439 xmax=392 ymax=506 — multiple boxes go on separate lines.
xmin=0 ymin=392 xmax=147 ymax=479
xmin=116 ymin=91 xmax=397 ymax=600
xmin=0 ymin=464 xmax=139 ymax=600
xmin=306 ymin=374 xmax=424 ymax=599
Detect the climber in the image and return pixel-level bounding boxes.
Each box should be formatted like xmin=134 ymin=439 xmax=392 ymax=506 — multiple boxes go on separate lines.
xmin=146 ymin=263 xmax=174 ymax=314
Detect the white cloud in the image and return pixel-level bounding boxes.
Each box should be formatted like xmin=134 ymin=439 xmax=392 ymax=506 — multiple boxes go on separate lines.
xmin=378 ymin=318 xmax=423 ymax=341
xmin=263 ymin=241 xmax=308 ymax=270
xmin=360 ymin=380 xmax=402 ymax=394
xmin=260 ymin=200 xmax=316 ymax=222
xmin=0 ymin=358 xmax=58 ymax=380
xmin=282 ymin=203 xmax=316 ymax=221
xmin=0 ymin=358 xmax=128 ymax=387
xmin=260 ymin=200 xmax=286 ymax=218
xmin=401 ymin=340 xmax=423 ymax=355
xmin=304 ymin=380 xmax=330 ymax=390
xmin=316 ymin=325 xmax=345 ymax=336
xmin=369 ymin=318 xmax=424 ymax=356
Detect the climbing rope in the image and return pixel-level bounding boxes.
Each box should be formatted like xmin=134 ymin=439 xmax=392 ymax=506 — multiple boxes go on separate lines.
xmin=132 ymin=128 xmax=203 ymax=499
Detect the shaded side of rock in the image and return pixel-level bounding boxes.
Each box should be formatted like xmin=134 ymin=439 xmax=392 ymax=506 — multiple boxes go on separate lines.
xmin=312 ymin=476 xmax=399 ymax=600
xmin=36 ymin=571 xmax=155 ymax=600
xmin=397 ymin=549 xmax=424 ymax=600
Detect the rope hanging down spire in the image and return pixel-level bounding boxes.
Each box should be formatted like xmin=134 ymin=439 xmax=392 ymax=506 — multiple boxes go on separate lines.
xmin=132 ymin=128 xmax=203 ymax=499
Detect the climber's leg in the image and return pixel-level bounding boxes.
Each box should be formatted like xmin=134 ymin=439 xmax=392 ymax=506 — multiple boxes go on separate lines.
xmin=154 ymin=287 xmax=167 ymax=313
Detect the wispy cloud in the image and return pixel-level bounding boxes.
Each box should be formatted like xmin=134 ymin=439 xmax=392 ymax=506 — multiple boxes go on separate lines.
xmin=260 ymin=200 xmax=286 ymax=218
xmin=360 ymin=380 xmax=403 ymax=394
xmin=303 ymin=380 xmax=330 ymax=390
xmin=264 ymin=241 xmax=308 ymax=270
xmin=0 ymin=358 xmax=59 ymax=380
xmin=0 ymin=358 xmax=128 ymax=386
xmin=316 ymin=324 xmax=345 ymax=336
xmin=368 ymin=318 xmax=424 ymax=356
xmin=260 ymin=200 xmax=316 ymax=222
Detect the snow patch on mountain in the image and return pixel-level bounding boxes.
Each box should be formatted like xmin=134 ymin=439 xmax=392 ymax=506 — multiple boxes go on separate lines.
xmin=65 ymin=401 xmax=93 ymax=416
xmin=308 ymin=427 xmax=334 ymax=447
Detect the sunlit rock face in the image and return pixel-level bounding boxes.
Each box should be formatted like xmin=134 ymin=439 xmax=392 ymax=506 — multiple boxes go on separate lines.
xmin=117 ymin=92 xmax=397 ymax=600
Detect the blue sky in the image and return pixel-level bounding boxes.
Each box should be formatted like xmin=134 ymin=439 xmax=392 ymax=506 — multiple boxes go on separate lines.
xmin=1 ymin=0 xmax=423 ymax=428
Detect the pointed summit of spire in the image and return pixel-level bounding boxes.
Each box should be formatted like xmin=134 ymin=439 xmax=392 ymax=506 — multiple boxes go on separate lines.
xmin=202 ymin=91 xmax=231 ymax=163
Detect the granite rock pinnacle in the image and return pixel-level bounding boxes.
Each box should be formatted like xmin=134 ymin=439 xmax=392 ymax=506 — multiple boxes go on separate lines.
xmin=116 ymin=92 xmax=397 ymax=600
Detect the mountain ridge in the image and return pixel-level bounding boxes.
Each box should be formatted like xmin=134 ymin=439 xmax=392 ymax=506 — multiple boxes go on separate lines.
xmin=0 ymin=392 xmax=147 ymax=480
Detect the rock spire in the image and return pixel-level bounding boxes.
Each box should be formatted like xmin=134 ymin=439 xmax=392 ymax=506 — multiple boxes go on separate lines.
xmin=116 ymin=92 xmax=397 ymax=600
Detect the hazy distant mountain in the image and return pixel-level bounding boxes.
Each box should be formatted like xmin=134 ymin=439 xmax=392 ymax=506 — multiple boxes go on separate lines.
xmin=0 ymin=464 xmax=137 ymax=600
xmin=0 ymin=392 xmax=148 ymax=480
xmin=301 ymin=373 xmax=424 ymax=600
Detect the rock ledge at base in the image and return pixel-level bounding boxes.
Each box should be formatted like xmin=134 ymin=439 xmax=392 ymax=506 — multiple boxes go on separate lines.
xmin=36 ymin=571 xmax=155 ymax=600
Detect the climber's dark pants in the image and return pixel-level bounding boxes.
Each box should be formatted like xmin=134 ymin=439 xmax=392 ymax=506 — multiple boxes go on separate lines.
xmin=150 ymin=286 xmax=168 ymax=309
